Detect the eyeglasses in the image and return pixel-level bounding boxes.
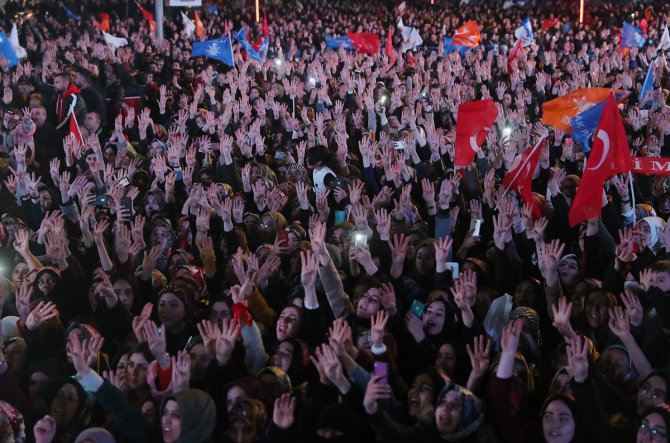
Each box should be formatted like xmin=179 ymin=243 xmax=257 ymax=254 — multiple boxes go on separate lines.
xmin=360 ymin=292 xmax=380 ymax=305
xmin=639 ymin=421 xmax=667 ymax=442
xmin=640 ymin=384 xmax=667 ymax=401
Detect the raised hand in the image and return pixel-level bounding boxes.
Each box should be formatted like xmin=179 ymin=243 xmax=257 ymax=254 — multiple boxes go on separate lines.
xmin=25 ymin=301 xmax=59 ymax=330
xmin=621 ymin=289 xmax=643 ymax=327
xmin=172 ymin=350 xmax=191 ymax=393
xmin=273 ymin=393 xmax=296 ymax=430
xmin=551 ymin=297 xmax=577 ymax=340
xmin=566 ymin=335 xmax=589 ymax=383
xmin=143 ymin=320 xmax=168 ymax=367
xmin=500 ymin=318 xmax=523 ymax=354
xmin=466 ymin=335 xmax=492 ymax=379
xmin=363 ymin=374 xmax=393 ymax=415
xmin=370 ymin=309 xmax=389 ymax=349
xmin=608 ymin=305 xmax=632 ymax=340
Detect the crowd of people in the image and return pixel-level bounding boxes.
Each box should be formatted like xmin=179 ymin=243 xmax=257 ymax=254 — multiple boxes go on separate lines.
xmin=0 ymin=0 xmax=669 ymax=441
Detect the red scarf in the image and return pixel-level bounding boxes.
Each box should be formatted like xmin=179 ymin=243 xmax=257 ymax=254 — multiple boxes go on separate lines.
xmin=56 ymin=83 xmax=81 ymax=122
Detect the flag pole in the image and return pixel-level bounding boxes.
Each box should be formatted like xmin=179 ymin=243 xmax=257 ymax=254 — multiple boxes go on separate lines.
xmin=629 ymin=171 xmax=636 ymax=226
xmin=579 ymin=0 xmax=584 ymax=24
xmin=155 ymin=0 xmax=164 ymax=43
xmin=255 ymin=0 xmax=260 ymax=22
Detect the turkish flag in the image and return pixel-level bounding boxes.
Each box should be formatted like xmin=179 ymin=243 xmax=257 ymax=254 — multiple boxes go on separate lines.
xmin=384 ymin=26 xmax=395 ymax=64
xmin=136 ymin=2 xmax=156 ymax=32
xmin=262 ymin=12 xmax=269 ymax=38
xmin=69 ymin=112 xmax=83 ymax=149
xmin=568 ymin=93 xmax=632 ymax=227
xmin=347 ymin=32 xmax=381 ymax=55
xmin=195 ymin=11 xmax=204 ymax=37
xmin=542 ymin=18 xmax=559 ymax=30
xmin=454 ymin=99 xmax=498 ymax=167
xmin=507 ymin=38 xmax=523 ymax=73
xmin=503 ymin=136 xmax=547 ymax=219
xmin=452 ymin=21 xmax=480 ymax=47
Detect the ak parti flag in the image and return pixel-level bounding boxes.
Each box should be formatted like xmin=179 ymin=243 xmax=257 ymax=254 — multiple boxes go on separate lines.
xmin=454 ymin=99 xmax=498 ymax=167
xmin=451 ymin=21 xmax=480 ymax=47
xmin=568 ymin=93 xmax=632 ymax=227
xmin=346 ymin=32 xmax=380 ymax=55
xmin=94 ymin=13 xmax=110 ymax=32
xmin=541 ymin=87 xmax=624 ymax=132
xmin=384 ymin=26 xmax=395 ymax=64
xmin=503 ymin=135 xmax=547 ymax=219
xmin=136 ymin=2 xmax=156 ymax=32
xmin=194 ymin=11 xmax=204 ymax=37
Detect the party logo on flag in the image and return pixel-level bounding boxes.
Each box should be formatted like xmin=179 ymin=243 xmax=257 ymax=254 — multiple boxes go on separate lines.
xmin=541 ymin=87 xmax=624 ymax=132
xmin=452 ymin=21 xmax=480 ymax=47
xmin=622 ymin=22 xmax=645 ymax=48
xmin=570 ymin=91 xmax=629 ymax=152
xmin=514 ymin=18 xmax=534 ymax=47
xmin=192 ymin=37 xmax=235 ymax=67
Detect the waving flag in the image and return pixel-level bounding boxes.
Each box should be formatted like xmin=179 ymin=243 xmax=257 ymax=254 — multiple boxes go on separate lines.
xmin=639 ymin=61 xmax=654 ymax=105
xmin=384 ymin=26 xmax=395 ymax=64
xmin=9 ymin=24 xmax=26 ymax=60
xmin=94 ymin=13 xmax=110 ymax=32
xmin=346 ymin=32 xmax=380 ymax=55
xmin=541 ymin=87 xmax=624 ymax=132
xmin=514 ymin=18 xmax=534 ymax=47
xmin=103 ymin=32 xmax=129 ymax=51
xmin=207 ymin=4 xmax=218 ymax=15
xmin=570 ymin=91 xmax=629 ymax=152
xmin=569 ymin=93 xmax=632 ymax=227
xmin=62 ymin=5 xmax=80 ymax=21
xmin=194 ymin=11 xmax=204 ymax=37
xmin=507 ymin=38 xmax=523 ymax=73
xmin=0 ymin=32 xmax=18 ymax=68
xmin=397 ymin=18 xmax=423 ymax=53
xmin=454 ymin=99 xmax=498 ymax=167
xmin=503 ymin=135 xmax=547 ymax=219
xmin=325 ymin=35 xmax=354 ymax=51
xmin=542 ymin=18 xmax=559 ymax=30
xmin=136 ymin=2 xmax=156 ymax=32
xmin=622 ymin=22 xmax=645 ymax=48
xmin=262 ymin=13 xmax=269 ymax=39
xmin=451 ymin=21 xmax=480 ymax=47
xmin=181 ymin=11 xmax=195 ymax=37
xmin=69 ymin=112 xmax=83 ymax=145
xmin=396 ymin=1 xmax=407 ymax=16
xmin=233 ymin=29 xmax=267 ymax=65
xmin=658 ymin=25 xmax=670 ymax=51
xmin=192 ymin=37 xmax=234 ymax=67
xmin=443 ymin=37 xmax=468 ymax=55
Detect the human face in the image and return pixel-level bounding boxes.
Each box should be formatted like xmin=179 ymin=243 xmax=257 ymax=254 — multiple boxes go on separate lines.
xmin=637 ymin=376 xmax=667 ymax=416
xmin=113 ymin=279 xmax=135 ymax=312
xmin=38 ymin=189 xmax=52 ymax=211
xmin=127 ymin=353 xmax=149 ymax=390
xmin=435 ymin=390 xmax=462 ymax=433
xmin=436 ymin=343 xmax=457 ymax=376
xmin=271 ymin=341 xmax=294 ymax=372
xmin=600 ymin=347 xmax=630 ymax=384
xmin=146 ymin=195 xmax=160 ymax=216
xmin=638 ymin=413 xmax=668 ymax=443
xmin=558 ymin=258 xmax=579 ymax=286
xmin=152 ymin=226 xmax=169 ymax=250
xmin=653 ymin=271 xmax=670 ymax=293
xmin=12 ymin=262 xmax=28 ymax=286
xmin=423 ymin=301 xmax=446 ymax=336
xmin=257 ymin=215 xmax=275 ymax=236
xmin=115 ymin=354 xmax=129 ymax=389
xmin=189 ymin=343 xmax=212 ymax=381
xmin=29 ymin=371 xmax=49 ymax=401
xmin=550 ymin=372 xmax=572 ymax=397
xmin=514 ymin=281 xmax=537 ymax=308
xmin=50 ymin=383 xmax=79 ymax=427
xmin=53 ymin=75 xmax=68 ymax=93
xmin=356 ymin=288 xmax=382 ymax=319
xmin=287 ymin=232 xmax=299 ymax=250
xmin=30 ymin=107 xmax=47 ymax=126
xmin=38 ymin=272 xmax=57 ymax=295
xmin=407 ymin=373 xmax=436 ymax=418
xmin=84 ymin=113 xmax=100 ymax=132
xmin=142 ymin=400 xmax=157 ymax=428
xmin=585 ymin=291 xmax=611 ymax=329
xmin=542 ymin=400 xmax=576 ymax=443
xmin=210 ymin=301 xmax=232 ymax=328
xmin=229 ymin=421 xmax=256 ymax=443
xmin=226 ymin=386 xmax=248 ymax=413
xmin=415 ymin=246 xmax=436 ymax=275
xmin=4 ymin=340 xmax=26 ymax=373
xmin=161 ymin=399 xmax=182 ymax=443
xmin=158 ymin=292 xmax=186 ymax=330
xmin=276 ymin=306 xmax=300 ymax=341
xmin=639 ymin=221 xmax=654 ymax=247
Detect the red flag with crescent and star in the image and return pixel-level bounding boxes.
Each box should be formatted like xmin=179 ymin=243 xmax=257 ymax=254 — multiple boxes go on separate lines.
xmin=454 ymin=99 xmax=498 ymax=167
xmin=568 ymin=93 xmax=632 ymax=227
xmin=503 ymin=136 xmax=547 ymax=219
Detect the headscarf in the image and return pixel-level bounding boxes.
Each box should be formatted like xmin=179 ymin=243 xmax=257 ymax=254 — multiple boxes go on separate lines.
xmin=161 ymin=390 xmax=216 ymax=443
xmin=0 ymin=401 xmax=25 ymax=443
xmin=640 ymin=216 xmax=666 ymax=255
xmin=435 ymin=384 xmax=485 ymax=442
xmin=151 ymin=220 xmax=175 ymax=272
xmin=74 ymin=427 xmax=116 ymax=443
xmin=158 ymin=284 xmax=196 ymax=315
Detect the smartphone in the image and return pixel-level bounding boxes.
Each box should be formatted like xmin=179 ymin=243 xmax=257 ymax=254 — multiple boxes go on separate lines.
xmin=77 ymin=155 xmax=90 ymax=173
xmin=115 ymin=177 xmax=130 ymax=187
xmin=470 ymin=219 xmax=482 ymax=237
xmin=410 ymin=299 xmax=426 ymax=318
xmin=94 ymin=194 xmax=109 ymax=207
xmin=445 ymin=262 xmax=460 ymax=280
xmin=393 ymin=140 xmax=406 ymax=150
xmin=276 ymin=229 xmax=289 ymax=245
xmin=334 ymin=210 xmax=346 ymax=225
xmin=640 ymin=109 xmax=649 ymax=119
xmin=374 ymin=361 xmax=389 ymax=384
xmin=354 ymin=232 xmax=368 ymax=247
xmin=120 ymin=196 xmax=133 ymax=213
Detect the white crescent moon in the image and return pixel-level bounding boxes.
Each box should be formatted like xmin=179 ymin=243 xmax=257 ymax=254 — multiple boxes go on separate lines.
xmin=588 ymin=129 xmax=610 ymax=171
xmin=469 ymin=134 xmax=479 ymax=152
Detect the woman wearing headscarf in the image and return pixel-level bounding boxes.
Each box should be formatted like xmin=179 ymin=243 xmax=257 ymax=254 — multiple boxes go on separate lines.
xmin=160 ymin=389 xmax=216 ymax=443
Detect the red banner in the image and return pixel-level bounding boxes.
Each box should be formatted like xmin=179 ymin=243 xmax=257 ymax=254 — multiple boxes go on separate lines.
xmin=632 ymin=157 xmax=670 ymax=176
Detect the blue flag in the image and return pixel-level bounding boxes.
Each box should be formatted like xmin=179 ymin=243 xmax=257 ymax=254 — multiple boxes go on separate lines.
xmin=443 ymin=37 xmax=467 ymax=55
xmin=569 ymin=92 xmax=628 ymax=152
xmin=0 ymin=32 xmax=18 ymax=68
xmin=325 ymin=35 xmax=354 ymax=51
xmin=233 ymin=29 xmax=267 ymax=65
xmin=192 ymin=37 xmax=234 ymax=67
xmin=207 ymin=5 xmax=218 ymax=15
xmin=638 ymin=62 xmax=655 ymax=107
xmin=514 ymin=18 xmax=534 ymax=47
xmin=622 ymin=22 xmax=645 ymax=48
xmin=233 ymin=27 xmax=246 ymax=43
xmin=62 ymin=5 xmax=80 ymax=21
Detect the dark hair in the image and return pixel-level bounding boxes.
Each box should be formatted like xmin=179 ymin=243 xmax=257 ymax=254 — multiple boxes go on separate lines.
xmin=305 ymin=145 xmax=342 ymax=174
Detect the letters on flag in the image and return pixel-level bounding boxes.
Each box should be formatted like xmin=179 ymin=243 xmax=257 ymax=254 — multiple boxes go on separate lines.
xmin=192 ymin=37 xmax=235 ymax=67
xmin=541 ymin=87 xmax=624 ymax=132
xmin=569 ymin=91 xmax=629 ymax=152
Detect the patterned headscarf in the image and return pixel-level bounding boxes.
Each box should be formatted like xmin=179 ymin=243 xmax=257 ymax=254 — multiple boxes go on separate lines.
xmin=435 ymin=384 xmax=485 ymax=442
xmin=0 ymin=401 xmax=25 ymax=443
xmin=151 ymin=220 xmax=175 ymax=273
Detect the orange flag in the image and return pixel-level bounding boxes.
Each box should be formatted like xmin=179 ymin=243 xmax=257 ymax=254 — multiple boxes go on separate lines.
xmin=136 ymin=2 xmax=156 ymax=32
xmin=541 ymin=87 xmax=626 ymax=132
xmin=451 ymin=21 xmax=480 ymax=47
xmin=94 ymin=13 xmax=110 ymax=32
xmin=195 ymin=11 xmax=204 ymax=37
